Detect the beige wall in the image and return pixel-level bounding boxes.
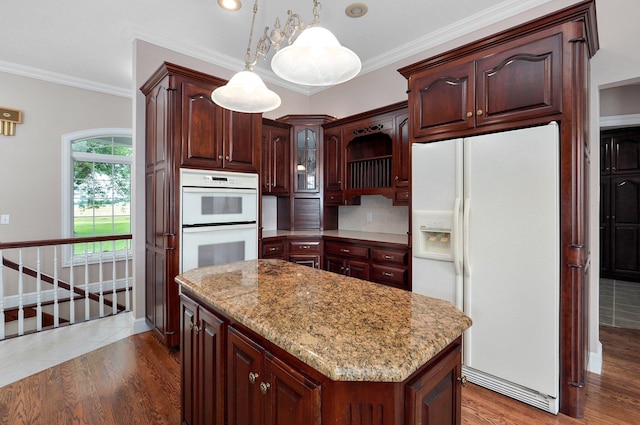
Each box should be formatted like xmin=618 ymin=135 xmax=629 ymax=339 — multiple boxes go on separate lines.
xmin=0 ymin=72 xmax=131 ymax=243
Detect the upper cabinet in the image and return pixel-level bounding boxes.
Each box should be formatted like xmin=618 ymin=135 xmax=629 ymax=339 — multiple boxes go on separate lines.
xmin=400 ymin=25 xmax=571 ymax=143
xmin=323 ymin=102 xmax=409 ymax=206
xmin=262 ymin=119 xmax=291 ymax=195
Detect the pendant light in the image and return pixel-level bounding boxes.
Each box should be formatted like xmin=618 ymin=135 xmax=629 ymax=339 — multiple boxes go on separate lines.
xmin=211 ymin=0 xmax=281 ymax=113
xmin=271 ymin=0 xmax=361 ymax=86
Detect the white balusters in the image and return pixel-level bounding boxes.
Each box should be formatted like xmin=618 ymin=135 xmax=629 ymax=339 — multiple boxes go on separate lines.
xmin=0 ymin=249 xmax=5 ymax=340
xmin=98 ymin=243 xmax=104 ymax=318
xmin=84 ymin=242 xmax=90 ymax=321
xmin=17 ymin=249 xmax=24 ymax=336
xmin=69 ymin=249 xmax=75 ymax=324
xmin=125 ymin=241 xmax=130 ymax=311
xmin=112 ymin=240 xmax=117 ymax=316
xmin=53 ymin=246 xmax=59 ymax=328
xmin=36 ymin=248 xmax=42 ymax=331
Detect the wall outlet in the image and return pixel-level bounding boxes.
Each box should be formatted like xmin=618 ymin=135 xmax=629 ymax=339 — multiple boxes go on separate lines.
xmin=0 ymin=214 xmax=9 ymax=225
xmin=366 ymin=212 xmax=373 ymax=223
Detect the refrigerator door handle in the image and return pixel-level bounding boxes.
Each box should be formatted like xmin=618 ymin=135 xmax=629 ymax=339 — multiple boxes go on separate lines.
xmin=453 ymin=197 xmax=463 ymax=277
xmin=463 ymin=196 xmax=471 ymax=278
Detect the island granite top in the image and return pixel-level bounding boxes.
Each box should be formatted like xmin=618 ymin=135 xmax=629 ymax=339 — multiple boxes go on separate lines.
xmin=176 ymin=259 xmax=471 ymax=383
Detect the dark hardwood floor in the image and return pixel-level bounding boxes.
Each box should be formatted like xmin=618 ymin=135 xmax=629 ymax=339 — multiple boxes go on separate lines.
xmin=0 ymin=326 xmax=638 ymax=425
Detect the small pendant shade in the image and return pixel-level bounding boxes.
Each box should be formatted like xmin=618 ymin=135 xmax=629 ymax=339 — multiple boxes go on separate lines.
xmin=211 ymin=70 xmax=281 ymax=113
xmin=271 ymin=26 xmax=361 ymax=86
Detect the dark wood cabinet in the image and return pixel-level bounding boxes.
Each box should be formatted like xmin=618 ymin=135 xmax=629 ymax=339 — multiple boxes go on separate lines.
xmin=180 ymin=283 xmax=464 ymax=425
xmin=399 ymin=2 xmax=598 ymax=417
xmin=181 ymin=294 xmax=226 ymax=425
xmin=141 ymin=62 xmax=260 ymax=347
xmin=261 ymin=236 xmax=287 ymax=260
xmin=228 ymin=326 xmax=321 ymax=425
xmin=601 ymin=128 xmax=640 ymax=281
xmin=405 ymin=339 xmax=462 ymax=425
xmin=402 ymin=30 xmax=563 ymax=142
xmin=322 ymin=102 xmax=410 ymax=205
xmin=324 ymin=238 xmax=410 ymax=288
xmin=262 ymin=119 xmax=291 ymax=195
xmin=288 ymin=238 xmax=322 ymax=269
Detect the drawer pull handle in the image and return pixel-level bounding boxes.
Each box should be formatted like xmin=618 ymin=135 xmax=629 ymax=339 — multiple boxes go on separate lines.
xmin=301 ymin=245 xmax=310 ymax=249
xmin=383 ymin=255 xmax=394 ymax=260
xmin=340 ymin=248 xmax=350 ymax=253
xmin=269 ymin=247 xmax=277 ymax=252
xmin=249 ymin=372 xmax=259 ymax=384
xmin=260 ymin=382 xmax=270 ymax=394
xmin=382 ymin=272 xmax=394 ymax=277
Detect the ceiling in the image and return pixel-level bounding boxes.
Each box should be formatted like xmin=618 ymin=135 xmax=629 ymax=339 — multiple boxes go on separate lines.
xmin=0 ymin=0 xmax=567 ymax=97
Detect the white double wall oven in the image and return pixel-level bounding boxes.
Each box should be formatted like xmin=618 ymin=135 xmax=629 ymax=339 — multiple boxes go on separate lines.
xmin=180 ymin=169 xmax=258 ymax=273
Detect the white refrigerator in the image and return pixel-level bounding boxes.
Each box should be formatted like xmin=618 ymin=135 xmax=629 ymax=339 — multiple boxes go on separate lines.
xmin=411 ymin=123 xmax=560 ymax=414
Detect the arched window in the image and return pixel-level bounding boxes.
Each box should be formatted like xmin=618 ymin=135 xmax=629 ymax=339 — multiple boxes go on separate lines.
xmin=62 ymin=128 xmax=132 ymax=264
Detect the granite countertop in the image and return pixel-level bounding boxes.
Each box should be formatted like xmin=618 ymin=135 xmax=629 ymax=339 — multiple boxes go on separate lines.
xmin=176 ymin=259 xmax=471 ymax=383
xmin=262 ymin=229 xmax=408 ymax=245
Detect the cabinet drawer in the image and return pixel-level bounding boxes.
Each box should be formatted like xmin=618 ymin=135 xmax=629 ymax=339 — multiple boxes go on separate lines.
xmin=371 ymin=248 xmax=408 ymax=266
xmin=325 ymin=191 xmax=343 ymax=205
xmin=325 ymin=241 xmax=369 ymax=260
xmin=289 ymin=241 xmax=321 ymax=253
xmin=262 ymin=238 xmax=286 ymax=258
xmin=371 ymin=264 xmax=408 ymax=288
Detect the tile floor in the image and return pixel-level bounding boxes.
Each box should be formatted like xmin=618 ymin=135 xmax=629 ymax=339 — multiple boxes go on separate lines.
xmin=0 ymin=312 xmax=134 ymax=388
xmin=600 ymin=278 xmax=640 ymax=329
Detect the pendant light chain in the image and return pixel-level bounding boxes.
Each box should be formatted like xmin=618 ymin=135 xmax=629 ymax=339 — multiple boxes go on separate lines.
xmin=243 ymin=0 xmax=260 ymax=71
xmin=312 ymin=0 xmax=321 ymax=25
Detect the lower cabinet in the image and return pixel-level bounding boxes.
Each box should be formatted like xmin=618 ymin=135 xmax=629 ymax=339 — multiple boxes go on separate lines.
xmin=180 ymin=291 xmax=463 ymax=425
xmin=261 ymin=236 xmax=287 ymax=260
xmin=228 ymin=326 xmax=321 ymax=425
xmin=288 ymin=238 xmax=323 ymax=269
xmin=180 ymin=294 xmax=226 ymax=425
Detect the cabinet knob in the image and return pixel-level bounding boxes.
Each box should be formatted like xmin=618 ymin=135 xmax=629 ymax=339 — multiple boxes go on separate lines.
xmin=338 ymin=180 xmax=341 ymax=184
xmin=249 ymin=372 xmax=259 ymax=384
xmin=225 ymin=155 xmax=231 ymax=161
xmin=345 ymin=268 xmax=350 ymax=273
xmin=190 ymin=322 xmax=201 ymax=334
xmin=466 ymin=112 xmax=473 ymax=118
xmin=218 ymin=155 xmax=223 ymax=159
xmin=476 ymin=109 xmax=484 ymax=116
xmin=260 ymin=382 xmax=270 ymax=395
xmin=457 ymin=375 xmax=468 ymax=387
xmin=395 ymin=176 xmax=399 ymax=181
xmin=269 ymin=247 xmax=277 ymax=252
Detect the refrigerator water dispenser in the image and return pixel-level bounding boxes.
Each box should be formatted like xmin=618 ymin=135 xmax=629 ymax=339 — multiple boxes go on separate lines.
xmin=413 ymin=210 xmax=454 ymax=261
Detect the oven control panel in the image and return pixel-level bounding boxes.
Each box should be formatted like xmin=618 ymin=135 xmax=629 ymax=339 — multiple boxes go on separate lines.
xmin=180 ymin=169 xmax=258 ymax=189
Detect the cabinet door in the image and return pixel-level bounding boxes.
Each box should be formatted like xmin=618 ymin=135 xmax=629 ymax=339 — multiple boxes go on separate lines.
xmin=324 ymin=129 xmax=343 ymax=193
xmin=181 ymin=296 xmax=198 ymax=425
xmin=475 ymin=32 xmax=562 ymax=127
xmin=294 ymin=126 xmax=320 ymax=193
xmin=325 ymin=257 xmax=346 ymax=275
xmin=271 ymin=127 xmax=290 ymax=194
xmin=600 ymin=178 xmax=611 ymax=274
xmin=346 ymin=260 xmax=369 ymax=280
xmin=409 ymin=62 xmax=475 ymax=140
xmin=405 ymin=343 xmax=462 ymax=425
xmin=181 ymin=80 xmax=225 ymax=169
xmin=612 ymin=134 xmax=640 ymax=174
xmin=224 ymin=111 xmax=261 ymax=172
xmin=265 ymin=353 xmax=321 ymax=425
xmin=393 ymin=112 xmax=410 ymax=205
xmin=199 ymin=307 xmax=226 ymax=425
xmin=611 ymin=176 xmax=640 ymax=278
xmin=228 ymin=327 xmax=265 ymax=425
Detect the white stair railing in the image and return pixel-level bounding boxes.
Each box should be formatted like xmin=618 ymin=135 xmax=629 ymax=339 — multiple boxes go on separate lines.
xmin=0 ymin=235 xmax=132 ymax=340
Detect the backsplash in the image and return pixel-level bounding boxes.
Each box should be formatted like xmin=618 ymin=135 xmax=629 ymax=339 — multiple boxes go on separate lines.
xmin=339 ymin=195 xmax=408 ymax=235
xmin=262 ymin=196 xmax=278 ymax=230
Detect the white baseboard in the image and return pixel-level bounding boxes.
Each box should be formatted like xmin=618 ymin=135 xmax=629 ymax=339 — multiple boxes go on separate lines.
xmin=587 ymin=341 xmax=603 ymax=374
xmin=133 ymin=317 xmax=152 ymax=334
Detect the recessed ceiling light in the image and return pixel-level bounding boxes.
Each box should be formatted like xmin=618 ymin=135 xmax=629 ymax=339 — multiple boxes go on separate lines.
xmin=345 ymin=2 xmax=368 ymax=18
xmin=218 ymin=0 xmax=241 ymax=11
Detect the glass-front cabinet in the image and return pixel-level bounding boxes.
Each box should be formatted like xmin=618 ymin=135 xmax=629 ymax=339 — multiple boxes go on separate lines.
xmin=295 ymin=127 xmax=318 ymax=192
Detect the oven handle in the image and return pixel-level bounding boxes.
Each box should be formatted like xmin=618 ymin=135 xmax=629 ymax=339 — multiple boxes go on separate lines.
xmin=182 ymin=187 xmax=257 ymax=194
xmin=182 ymin=223 xmax=257 ymax=233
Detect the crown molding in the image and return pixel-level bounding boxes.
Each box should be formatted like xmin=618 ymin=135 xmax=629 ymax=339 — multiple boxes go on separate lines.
xmin=0 ymin=60 xmax=132 ymax=98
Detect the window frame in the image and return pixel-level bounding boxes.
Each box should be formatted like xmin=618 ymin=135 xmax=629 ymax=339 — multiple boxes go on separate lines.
xmin=61 ymin=128 xmax=133 ymax=266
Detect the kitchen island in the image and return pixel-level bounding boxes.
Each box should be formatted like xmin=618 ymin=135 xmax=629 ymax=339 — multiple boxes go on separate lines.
xmin=176 ymin=259 xmax=472 ymax=425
